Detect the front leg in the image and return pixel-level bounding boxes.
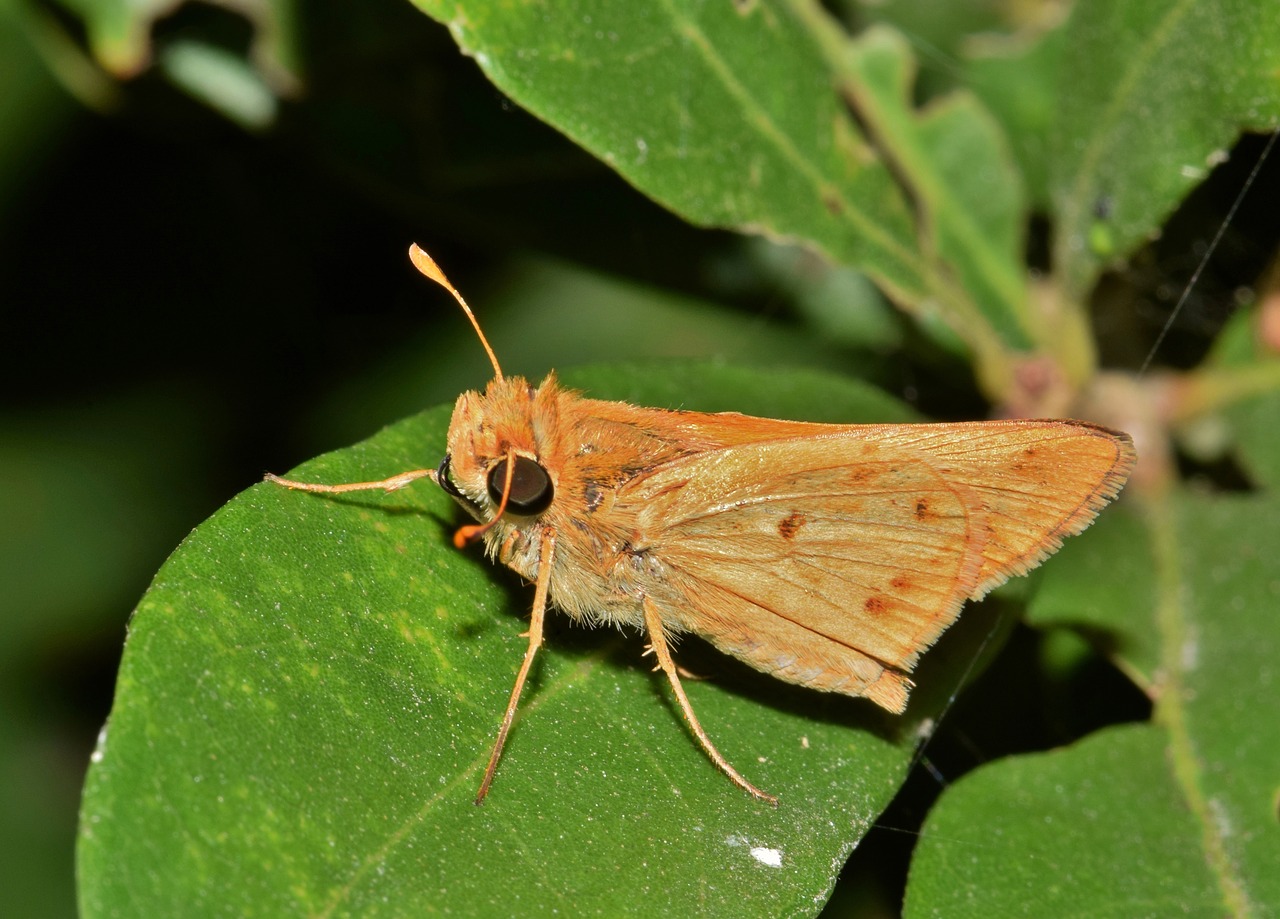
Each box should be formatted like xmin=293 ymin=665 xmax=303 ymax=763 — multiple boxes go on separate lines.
xmin=265 ymin=469 xmax=436 ymax=494
xmin=475 ymin=526 xmax=557 ymax=804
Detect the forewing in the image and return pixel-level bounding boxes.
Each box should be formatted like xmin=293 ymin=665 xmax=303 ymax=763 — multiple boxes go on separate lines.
xmin=862 ymin=421 xmax=1136 ymax=597
xmin=626 ymin=435 xmax=990 ymax=711
xmin=620 ymin=420 xmax=1133 ymax=712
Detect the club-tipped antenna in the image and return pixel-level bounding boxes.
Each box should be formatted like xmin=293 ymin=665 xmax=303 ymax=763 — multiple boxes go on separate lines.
xmin=408 ymin=243 xmax=504 ymax=381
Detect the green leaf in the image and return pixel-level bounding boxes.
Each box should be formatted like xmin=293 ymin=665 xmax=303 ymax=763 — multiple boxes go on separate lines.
xmin=159 ymin=40 xmax=278 ymax=130
xmin=963 ymin=24 xmax=1067 ymax=210
xmin=79 ymin=363 xmax=1019 ymax=917
xmin=1050 ymin=0 xmax=1280 ymax=299
xmin=743 ymin=239 xmax=907 ymax=355
xmin=1223 ymin=383 xmax=1280 ymax=490
xmin=410 ymin=0 xmax=1182 ymax=398
xmin=905 ymin=490 xmax=1280 ymax=915
xmin=1198 ymin=307 xmax=1280 ymax=490
xmin=905 ymin=724 xmax=1225 ymax=916
xmin=56 ymin=0 xmax=299 ymax=88
xmin=0 ymin=2 xmax=86 ymax=197
xmin=1025 ymin=503 xmax=1160 ymax=689
xmin=410 ymin=0 xmax=927 ymax=313
xmin=840 ymin=26 xmax=1031 ymax=351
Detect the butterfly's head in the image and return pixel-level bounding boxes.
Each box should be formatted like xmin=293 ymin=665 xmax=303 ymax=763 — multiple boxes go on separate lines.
xmin=408 ymin=243 xmax=563 ymax=549
xmin=436 ymin=375 xmax=560 ymax=535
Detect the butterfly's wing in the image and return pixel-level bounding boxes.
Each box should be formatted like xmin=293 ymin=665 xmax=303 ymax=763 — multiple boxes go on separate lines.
xmin=622 ymin=420 xmax=1134 ymax=713
xmin=870 ymin=422 xmax=1136 ymax=597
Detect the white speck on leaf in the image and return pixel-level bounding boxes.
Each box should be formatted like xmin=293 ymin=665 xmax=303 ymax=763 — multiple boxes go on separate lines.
xmin=750 ymin=846 xmax=783 ymax=868
xmin=727 ymin=835 xmax=783 ymax=867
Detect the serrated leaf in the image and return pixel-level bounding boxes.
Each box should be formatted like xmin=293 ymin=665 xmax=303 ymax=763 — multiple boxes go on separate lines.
xmin=79 ymin=363 xmax=1025 ymax=918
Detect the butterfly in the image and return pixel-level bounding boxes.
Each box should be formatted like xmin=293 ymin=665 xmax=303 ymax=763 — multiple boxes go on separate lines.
xmin=269 ymin=244 xmax=1136 ymax=804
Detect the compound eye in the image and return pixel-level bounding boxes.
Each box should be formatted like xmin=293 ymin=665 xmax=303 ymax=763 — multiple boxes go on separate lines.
xmin=486 ymin=456 xmax=554 ymax=516
xmin=436 ymin=454 xmax=466 ymax=500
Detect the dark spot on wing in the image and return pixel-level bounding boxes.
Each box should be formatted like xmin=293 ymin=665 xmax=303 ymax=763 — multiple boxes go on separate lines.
xmin=847 ymin=466 xmax=876 ymax=486
xmin=1012 ymin=445 xmax=1041 ymax=473
xmin=864 ymin=595 xmax=890 ymax=616
xmin=778 ymin=511 xmax=807 ymax=540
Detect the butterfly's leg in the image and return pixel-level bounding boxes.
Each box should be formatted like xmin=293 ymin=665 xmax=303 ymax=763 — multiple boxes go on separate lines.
xmin=475 ymin=527 xmax=557 ymax=804
xmin=642 ymin=597 xmax=778 ymax=805
xmin=265 ymin=470 xmax=436 ymax=494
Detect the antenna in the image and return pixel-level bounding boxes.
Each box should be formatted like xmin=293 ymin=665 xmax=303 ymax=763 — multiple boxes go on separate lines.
xmin=408 ymin=243 xmax=504 ymax=381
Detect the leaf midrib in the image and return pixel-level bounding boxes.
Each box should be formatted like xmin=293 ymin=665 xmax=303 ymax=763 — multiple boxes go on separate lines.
xmin=1148 ymin=496 xmax=1253 ymax=917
